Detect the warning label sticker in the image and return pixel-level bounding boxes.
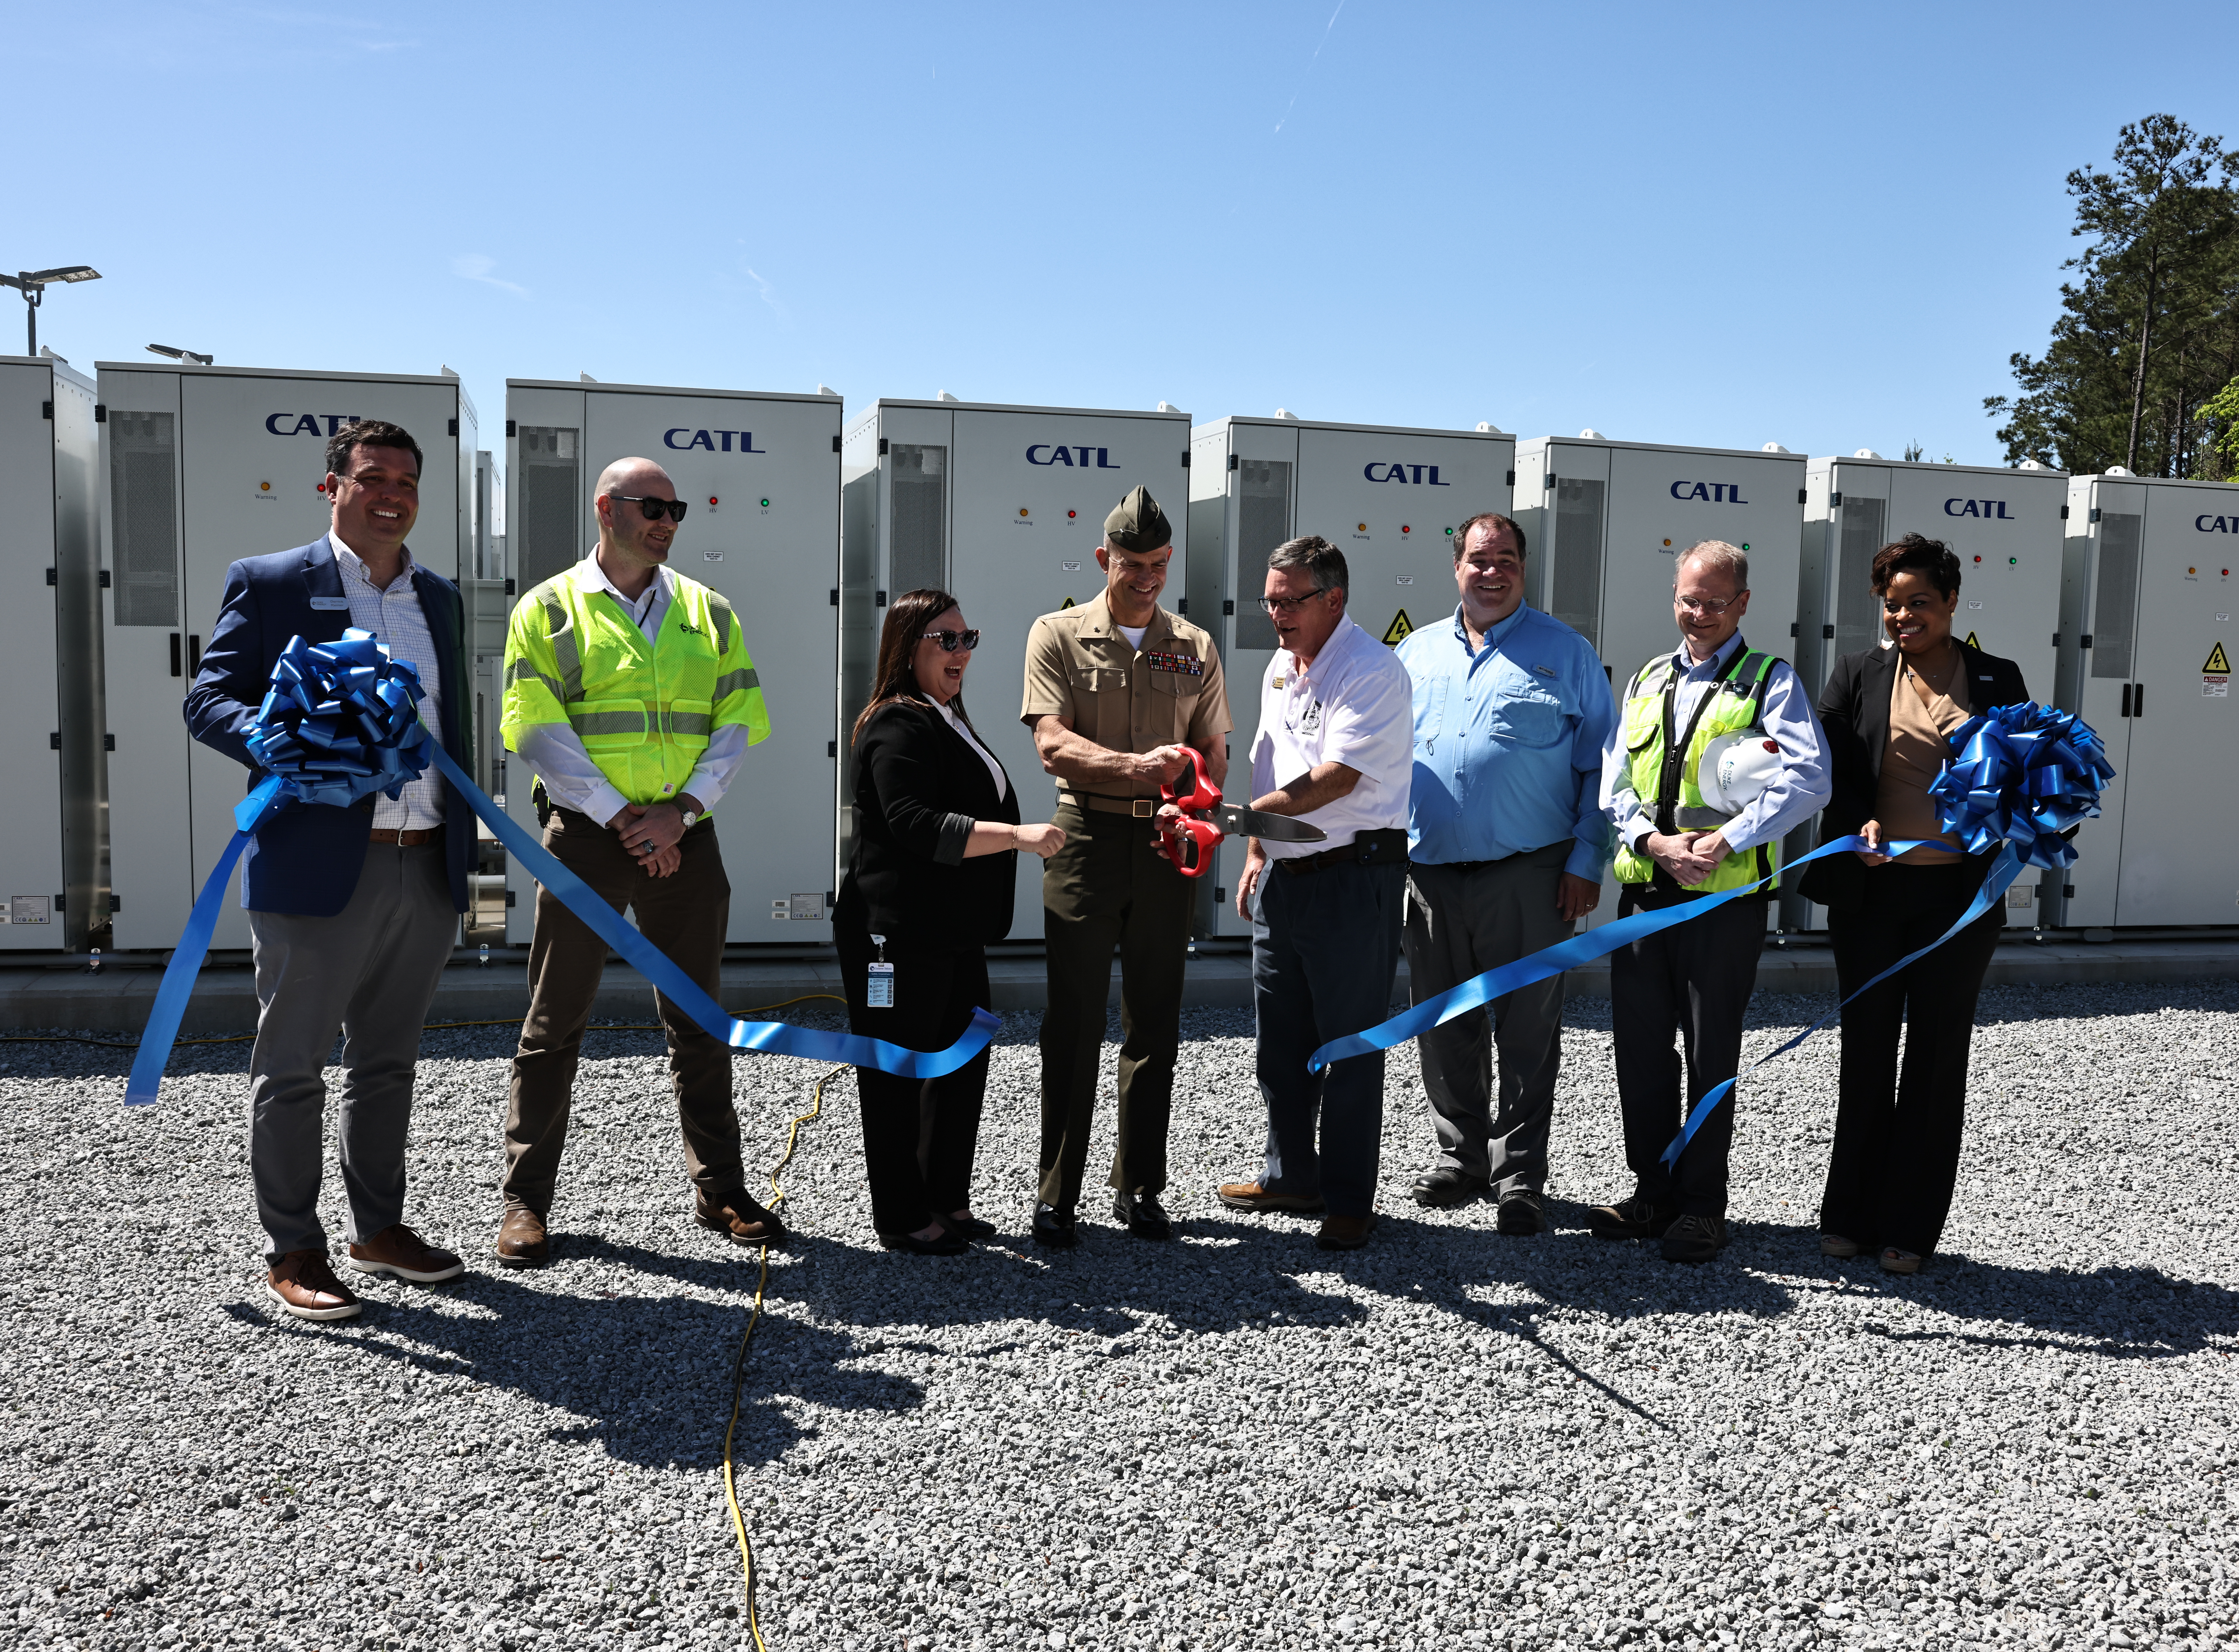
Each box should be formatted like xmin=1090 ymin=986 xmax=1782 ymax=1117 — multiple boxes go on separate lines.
xmin=2207 ymin=639 xmax=2231 ymax=696
xmin=1059 ymin=596 xmax=1077 ymax=610
xmin=1382 ymin=610 xmax=1414 ymax=646
xmin=1963 ymin=631 xmax=1981 ymax=650
xmin=2205 ymin=640 xmax=2230 ymax=674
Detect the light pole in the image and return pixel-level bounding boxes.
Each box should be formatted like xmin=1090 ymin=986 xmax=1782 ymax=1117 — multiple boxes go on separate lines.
xmin=0 ymin=266 xmax=101 ymax=355
xmin=147 ymin=343 xmax=214 ymax=365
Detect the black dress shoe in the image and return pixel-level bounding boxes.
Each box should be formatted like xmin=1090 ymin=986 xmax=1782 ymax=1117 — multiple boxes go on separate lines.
xmin=1495 ymin=1187 xmax=1545 ymax=1236
xmin=1410 ymin=1167 xmax=1489 ymax=1208
xmin=878 ymin=1229 xmax=970 ymax=1256
xmin=940 ymin=1214 xmax=998 ymax=1242
xmin=1031 ymin=1203 xmax=1079 ymax=1249
xmin=1112 ymin=1191 xmax=1173 ymax=1241
xmin=1660 ymin=1213 xmax=1728 ymax=1264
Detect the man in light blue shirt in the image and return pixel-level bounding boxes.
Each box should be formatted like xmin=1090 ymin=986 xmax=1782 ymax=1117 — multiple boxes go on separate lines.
xmin=1392 ymin=512 xmax=1615 ymax=1232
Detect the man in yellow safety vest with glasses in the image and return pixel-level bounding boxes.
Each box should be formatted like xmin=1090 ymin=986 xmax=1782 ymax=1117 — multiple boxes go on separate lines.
xmin=495 ymin=456 xmax=775 ymax=1266
xmin=1590 ymin=540 xmax=1830 ymax=1265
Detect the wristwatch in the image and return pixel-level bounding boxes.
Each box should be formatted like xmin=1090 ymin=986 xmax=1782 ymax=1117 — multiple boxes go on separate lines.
xmin=678 ymin=809 xmax=700 ymax=829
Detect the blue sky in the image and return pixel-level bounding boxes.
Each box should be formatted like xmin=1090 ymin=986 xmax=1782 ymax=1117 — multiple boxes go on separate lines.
xmin=15 ymin=1 xmax=2235 ymax=467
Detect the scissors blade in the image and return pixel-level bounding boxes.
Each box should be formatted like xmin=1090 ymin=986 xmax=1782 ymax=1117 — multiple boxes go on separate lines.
xmin=1208 ymin=803 xmax=1326 ymax=843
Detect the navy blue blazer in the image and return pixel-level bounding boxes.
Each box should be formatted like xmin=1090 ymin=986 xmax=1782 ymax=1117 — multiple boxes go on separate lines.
xmin=183 ymin=535 xmax=475 ymax=918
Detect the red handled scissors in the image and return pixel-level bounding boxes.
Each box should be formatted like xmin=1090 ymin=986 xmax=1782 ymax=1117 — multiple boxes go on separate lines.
xmin=1153 ymin=747 xmax=1326 ymax=877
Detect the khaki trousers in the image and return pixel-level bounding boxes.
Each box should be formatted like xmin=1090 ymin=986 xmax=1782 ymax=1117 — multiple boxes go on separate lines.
xmin=502 ymin=810 xmax=740 ymax=1215
xmin=1036 ymin=800 xmax=1194 ymax=1208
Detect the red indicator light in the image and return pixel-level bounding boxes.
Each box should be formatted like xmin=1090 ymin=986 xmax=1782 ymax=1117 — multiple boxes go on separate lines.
xmin=708 ymin=496 xmax=719 ymax=506
xmin=1067 ymin=510 xmax=1077 ymax=519
xmin=1973 ymin=555 xmax=1981 ymax=563
xmin=1401 ymin=524 xmax=1411 ymax=534
xmin=316 ymin=482 xmax=327 ymax=493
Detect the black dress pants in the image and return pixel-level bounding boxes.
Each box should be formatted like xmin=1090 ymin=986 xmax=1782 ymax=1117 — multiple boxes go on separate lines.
xmin=1820 ymin=860 xmax=2003 ymax=1258
xmin=836 ymin=929 xmax=993 ymax=1236
xmin=1610 ymin=888 xmax=1768 ymax=1217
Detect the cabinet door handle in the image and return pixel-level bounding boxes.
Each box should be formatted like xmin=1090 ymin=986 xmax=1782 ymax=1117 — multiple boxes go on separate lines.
xmin=188 ymin=634 xmax=203 ymax=675
xmin=170 ymin=634 xmax=182 ymax=678
xmin=2132 ymin=682 xmax=2142 ymax=718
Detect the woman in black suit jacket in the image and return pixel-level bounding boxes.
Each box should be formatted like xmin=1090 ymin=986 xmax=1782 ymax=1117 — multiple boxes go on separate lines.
xmin=833 ymin=588 xmax=1066 ymax=1255
xmin=1798 ymin=533 xmax=2030 ymax=1275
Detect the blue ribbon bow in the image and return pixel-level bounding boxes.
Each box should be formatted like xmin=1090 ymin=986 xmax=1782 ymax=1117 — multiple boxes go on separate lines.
xmin=127 ymin=630 xmax=996 ymax=1103
xmin=1307 ymin=700 xmax=2114 ymax=1170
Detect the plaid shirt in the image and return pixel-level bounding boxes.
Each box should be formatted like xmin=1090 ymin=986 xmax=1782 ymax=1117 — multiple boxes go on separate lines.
xmin=331 ymin=533 xmax=446 ymax=831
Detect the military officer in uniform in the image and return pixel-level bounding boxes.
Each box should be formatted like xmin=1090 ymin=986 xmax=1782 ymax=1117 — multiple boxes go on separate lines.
xmin=1020 ymin=486 xmax=1232 ymax=1246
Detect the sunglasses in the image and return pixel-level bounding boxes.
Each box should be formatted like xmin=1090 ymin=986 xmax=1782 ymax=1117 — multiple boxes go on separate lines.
xmin=921 ymin=629 xmax=981 ymax=653
xmin=611 ymin=493 xmax=689 ymax=523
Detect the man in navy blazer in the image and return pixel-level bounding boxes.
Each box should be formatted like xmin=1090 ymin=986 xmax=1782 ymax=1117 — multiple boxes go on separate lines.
xmin=185 ymin=419 xmax=475 ymax=1322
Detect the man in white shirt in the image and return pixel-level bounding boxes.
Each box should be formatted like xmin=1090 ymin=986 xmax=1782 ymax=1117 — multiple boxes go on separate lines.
xmin=1215 ymin=536 xmax=1412 ymax=1250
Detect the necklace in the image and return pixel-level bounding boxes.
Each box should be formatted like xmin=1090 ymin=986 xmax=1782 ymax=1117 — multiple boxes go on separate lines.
xmin=1907 ymin=643 xmax=1960 ymax=695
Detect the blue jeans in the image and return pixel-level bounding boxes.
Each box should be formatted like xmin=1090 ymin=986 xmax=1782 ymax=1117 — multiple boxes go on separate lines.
xmin=1252 ymin=858 xmax=1406 ymax=1218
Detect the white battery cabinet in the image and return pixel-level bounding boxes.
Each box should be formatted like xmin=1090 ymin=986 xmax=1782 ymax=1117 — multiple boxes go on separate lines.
xmin=2056 ymin=473 xmax=2239 ymax=931
xmin=502 ymin=380 xmax=842 ymax=946
xmin=840 ymin=399 xmax=1192 ymax=942
xmin=0 ymin=356 xmax=103 ymax=950
xmin=1185 ymin=414 xmax=1515 ymax=936
xmin=1791 ymin=453 xmax=2070 ymax=930
xmin=96 ymin=364 xmax=476 ymax=955
xmin=1800 ymin=454 xmax=2067 ymax=699
xmin=1512 ymin=434 xmax=1806 ymax=931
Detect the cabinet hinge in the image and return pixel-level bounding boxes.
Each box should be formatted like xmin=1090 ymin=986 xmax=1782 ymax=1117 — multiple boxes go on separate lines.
xmin=41 ymin=400 xmax=53 ymax=420
xmin=1228 ymin=452 xmax=1238 ymax=472
xmin=45 ymin=567 xmax=56 ymax=586
xmin=878 ymin=437 xmax=889 ymax=456
xmin=1505 ymin=469 xmax=1515 ymax=487
xmin=832 ymin=434 xmax=841 ymax=453
xmin=1180 ymin=451 xmax=1189 ymax=468
xmin=506 ymin=419 xmax=517 ymax=437
xmin=448 ymin=418 xmax=459 ymax=437
xmin=94 ymin=404 xmax=107 ymax=423
xmin=1223 ymin=599 xmax=1235 ymax=616
xmin=2059 ymin=504 xmax=2069 ymax=520
xmin=829 ymin=588 xmax=839 ymax=606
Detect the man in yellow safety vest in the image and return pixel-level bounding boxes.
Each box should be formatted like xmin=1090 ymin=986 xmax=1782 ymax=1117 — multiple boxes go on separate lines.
xmin=495 ymin=456 xmax=774 ymax=1266
xmin=1591 ymin=540 xmax=1830 ymax=1264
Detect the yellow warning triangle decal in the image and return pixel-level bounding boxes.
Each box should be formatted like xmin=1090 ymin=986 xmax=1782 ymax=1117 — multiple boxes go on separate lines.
xmin=1382 ymin=609 xmax=1414 ymax=646
xmin=2207 ymin=640 xmax=2231 ymax=674
xmin=1059 ymin=596 xmax=1076 ymax=610
xmin=1963 ymin=631 xmax=1981 ymax=650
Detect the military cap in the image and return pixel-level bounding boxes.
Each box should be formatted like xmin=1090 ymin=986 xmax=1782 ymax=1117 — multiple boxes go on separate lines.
xmin=1104 ymin=486 xmax=1173 ymax=553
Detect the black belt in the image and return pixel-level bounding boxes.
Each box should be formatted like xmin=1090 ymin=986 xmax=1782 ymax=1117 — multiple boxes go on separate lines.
xmin=1273 ymin=828 xmax=1409 ymax=877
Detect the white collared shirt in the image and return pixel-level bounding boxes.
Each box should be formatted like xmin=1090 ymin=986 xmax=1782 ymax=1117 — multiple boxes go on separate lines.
xmin=1249 ymin=612 xmax=1412 ymax=861
xmin=510 ymin=549 xmax=751 ymax=824
xmin=329 ymin=530 xmax=445 ymax=831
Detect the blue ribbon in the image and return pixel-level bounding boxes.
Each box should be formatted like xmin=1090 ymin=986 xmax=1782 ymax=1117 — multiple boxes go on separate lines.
xmin=126 ymin=631 xmax=996 ymax=1104
xmin=1307 ymin=699 xmax=2113 ymax=1171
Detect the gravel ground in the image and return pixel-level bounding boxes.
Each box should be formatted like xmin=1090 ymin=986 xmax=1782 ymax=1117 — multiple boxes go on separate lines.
xmin=3 ymin=977 xmax=2236 ymax=1652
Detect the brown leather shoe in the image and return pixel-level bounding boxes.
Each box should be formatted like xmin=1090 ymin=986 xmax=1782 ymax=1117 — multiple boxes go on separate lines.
xmin=1216 ymin=1179 xmax=1326 ymax=1214
xmin=1316 ymin=1214 xmax=1376 ymax=1251
xmin=495 ymin=1208 xmax=551 ymax=1268
xmin=696 ymin=1187 xmax=788 ymax=1247
xmin=266 ymin=1250 xmax=363 ymax=1322
xmin=347 ymin=1223 xmax=464 ymax=1284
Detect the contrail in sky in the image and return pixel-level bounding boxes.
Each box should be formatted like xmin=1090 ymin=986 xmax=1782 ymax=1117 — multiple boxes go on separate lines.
xmin=1273 ymin=0 xmax=1347 ymax=136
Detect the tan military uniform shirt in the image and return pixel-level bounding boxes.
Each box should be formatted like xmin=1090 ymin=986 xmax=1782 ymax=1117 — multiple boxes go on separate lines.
xmin=1019 ymin=591 xmax=1232 ymax=801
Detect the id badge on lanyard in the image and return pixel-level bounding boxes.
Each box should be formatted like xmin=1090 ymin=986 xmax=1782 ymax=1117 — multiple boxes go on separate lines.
xmin=866 ymin=934 xmax=895 ymax=1009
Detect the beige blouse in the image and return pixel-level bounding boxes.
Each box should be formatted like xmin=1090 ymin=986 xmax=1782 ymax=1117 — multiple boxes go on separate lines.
xmin=1874 ymin=649 xmax=1969 ymax=865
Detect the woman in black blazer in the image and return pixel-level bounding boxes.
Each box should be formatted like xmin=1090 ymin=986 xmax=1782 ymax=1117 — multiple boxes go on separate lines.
xmin=1798 ymin=533 xmax=2030 ymax=1275
xmin=833 ymin=588 xmax=1066 ymax=1255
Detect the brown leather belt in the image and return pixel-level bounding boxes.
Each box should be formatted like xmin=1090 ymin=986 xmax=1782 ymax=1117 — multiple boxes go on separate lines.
xmin=367 ymin=827 xmax=441 ymax=847
xmin=1057 ymin=792 xmax=1158 ymax=818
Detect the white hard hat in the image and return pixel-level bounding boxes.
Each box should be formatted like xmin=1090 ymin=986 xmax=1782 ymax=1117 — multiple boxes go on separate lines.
xmin=1697 ymin=731 xmax=1783 ymax=815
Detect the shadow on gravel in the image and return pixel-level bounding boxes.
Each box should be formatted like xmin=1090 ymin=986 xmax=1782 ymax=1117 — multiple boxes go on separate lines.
xmin=217 ymin=1233 xmax=930 ymax=1470
xmin=1821 ymin=1258 xmax=2239 ymax=1362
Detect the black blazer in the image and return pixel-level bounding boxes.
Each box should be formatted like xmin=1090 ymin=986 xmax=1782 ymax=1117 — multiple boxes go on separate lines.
xmin=834 ymin=696 xmax=1022 ymax=949
xmin=1797 ymin=638 xmax=2030 ymax=912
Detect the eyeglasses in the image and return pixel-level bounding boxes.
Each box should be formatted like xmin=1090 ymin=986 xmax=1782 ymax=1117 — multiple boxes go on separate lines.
xmin=921 ymin=628 xmax=981 ymax=653
xmin=1257 ymin=589 xmax=1328 ymax=615
xmin=611 ymin=494 xmax=689 ymax=523
xmin=1674 ymin=594 xmax=1739 ymax=616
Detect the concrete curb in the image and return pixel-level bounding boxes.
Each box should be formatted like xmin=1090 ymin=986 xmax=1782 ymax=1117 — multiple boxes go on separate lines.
xmin=3 ymin=938 xmax=2234 ymax=1036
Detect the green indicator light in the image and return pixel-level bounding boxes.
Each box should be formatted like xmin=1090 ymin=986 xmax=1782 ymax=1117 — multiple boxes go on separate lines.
xmin=1444 ymin=526 xmax=1454 ymax=536
xmin=760 ymin=498 xmax=771 ymax=508
xmin=2008 ymin=556 xmax=2017 ymax=565
xmin=1740 ymin=543 xmax=1751 ymax=552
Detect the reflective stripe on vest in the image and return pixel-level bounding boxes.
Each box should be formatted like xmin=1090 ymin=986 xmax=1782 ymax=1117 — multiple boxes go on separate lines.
xmin=1612 ymin=649 xmax=1779 ymax=891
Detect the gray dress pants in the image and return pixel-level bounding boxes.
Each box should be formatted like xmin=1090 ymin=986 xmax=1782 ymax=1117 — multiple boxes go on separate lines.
xmin=247 ymin=842 xmax=457 ymax=1259
xmin=1402 ymin=844 xmax=1572 ymax=1194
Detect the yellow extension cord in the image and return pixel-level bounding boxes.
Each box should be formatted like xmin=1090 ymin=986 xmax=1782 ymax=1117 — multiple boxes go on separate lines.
xmin=720 ymin=1063 xmax=845 ymax=1650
